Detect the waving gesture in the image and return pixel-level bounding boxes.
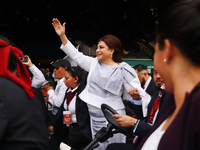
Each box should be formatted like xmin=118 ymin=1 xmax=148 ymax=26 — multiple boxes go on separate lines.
xmin=52 ymin=18 xmax=68 ymax=45
xmin=52 ymin=18 xmax=66 ymax=36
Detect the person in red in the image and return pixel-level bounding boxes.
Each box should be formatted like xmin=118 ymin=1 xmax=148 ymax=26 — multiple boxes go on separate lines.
xmin=106 ymin=68 xmax=170 ymax=150
xmin=0 ymin=37 xmax=49 ymax=150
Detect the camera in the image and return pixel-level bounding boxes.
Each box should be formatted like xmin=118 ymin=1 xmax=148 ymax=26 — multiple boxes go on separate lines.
xmin=21 ymin=56 xmax=28 ymax=63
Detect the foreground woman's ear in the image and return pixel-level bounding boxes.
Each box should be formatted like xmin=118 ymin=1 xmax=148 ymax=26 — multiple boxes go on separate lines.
xmin=164 ymin=39 xmax=173 ymax=64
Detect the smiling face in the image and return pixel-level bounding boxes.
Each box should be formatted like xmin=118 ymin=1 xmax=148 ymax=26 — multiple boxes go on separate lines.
xmin=96 ymin=41 xmax=114 ymax=63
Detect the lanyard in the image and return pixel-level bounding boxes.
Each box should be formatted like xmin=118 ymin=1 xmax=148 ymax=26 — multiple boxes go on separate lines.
xmin=66 ymin=90 xmax=78 ymax=111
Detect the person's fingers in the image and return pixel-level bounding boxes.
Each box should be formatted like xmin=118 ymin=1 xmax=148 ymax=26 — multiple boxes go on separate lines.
xmin=63 ymin=22 xmax=66 ymax=27
xmin=112 ymin=114 xmax=120 ymax=118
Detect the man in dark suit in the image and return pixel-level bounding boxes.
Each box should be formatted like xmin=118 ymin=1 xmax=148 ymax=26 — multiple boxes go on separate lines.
xmin=106 ymin=68 xmax=170 ymax=150
xmin=0 ymin=39 xmax=49 ymax=150
xmin=133 ymin=64 xmax=157 ymax=97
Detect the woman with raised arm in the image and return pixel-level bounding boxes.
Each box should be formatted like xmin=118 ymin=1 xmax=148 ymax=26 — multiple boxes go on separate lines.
xmin=52 ymin=19 xmax=151 ymax=150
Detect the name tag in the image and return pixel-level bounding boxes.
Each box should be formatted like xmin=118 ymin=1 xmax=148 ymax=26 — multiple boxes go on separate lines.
xmin=63 ymin=111 xmax=72 ymax=125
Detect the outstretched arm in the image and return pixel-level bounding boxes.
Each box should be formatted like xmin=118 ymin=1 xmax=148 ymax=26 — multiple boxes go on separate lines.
xmin=52 ymin=18 xmax=68 ymax=46
xmin=23 ymin=55 xmax=45 ymax=88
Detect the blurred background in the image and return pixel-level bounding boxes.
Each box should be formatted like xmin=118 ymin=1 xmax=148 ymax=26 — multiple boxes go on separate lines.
xmin=0 ymin=0 xmax=178 ymax=71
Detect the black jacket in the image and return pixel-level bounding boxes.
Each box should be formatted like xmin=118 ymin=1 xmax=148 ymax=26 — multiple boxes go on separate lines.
xmin=0 ymin=76 xmax=49 ymax=150
xmin=131 ymin=90 xmax=170 ymax=147
xmin=52 ymin=84 xmax=92 ymax=143
xmin=145 ymin=78 xmax=157 ymax=97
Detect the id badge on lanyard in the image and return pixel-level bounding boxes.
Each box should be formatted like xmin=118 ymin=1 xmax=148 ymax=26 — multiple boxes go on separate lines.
xmin=63 ymin=111 xmax=72 ymax=127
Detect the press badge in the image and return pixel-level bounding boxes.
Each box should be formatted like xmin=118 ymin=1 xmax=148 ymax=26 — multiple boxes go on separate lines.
xmin=63 ymin=111 xmax=72 ymax=125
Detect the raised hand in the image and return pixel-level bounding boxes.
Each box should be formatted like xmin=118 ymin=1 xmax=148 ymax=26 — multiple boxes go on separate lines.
xmin=52 ymin=18 xmax=66 ymax=37
xmin=22 ymin=55 xmax=33 ymax=68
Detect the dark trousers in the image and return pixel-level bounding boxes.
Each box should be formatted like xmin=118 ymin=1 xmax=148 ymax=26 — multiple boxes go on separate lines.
xmin=106 ymin=143 xmax=136 ymax=150
xmin=65 ymin=123 xmax=90 ymax=150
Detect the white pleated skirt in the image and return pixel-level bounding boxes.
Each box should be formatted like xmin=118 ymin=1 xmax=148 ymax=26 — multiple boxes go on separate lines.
xmin=87 ymin=104 xmax=126 ymax=150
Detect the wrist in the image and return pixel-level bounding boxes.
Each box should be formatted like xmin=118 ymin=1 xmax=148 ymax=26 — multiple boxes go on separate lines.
xmin=132 ymin=119 xmax=139 ymax=129
xmin=60 ymin=34 xmax=68 ymax=46
xmin=28 ymin=63 xmax=33 ymax=68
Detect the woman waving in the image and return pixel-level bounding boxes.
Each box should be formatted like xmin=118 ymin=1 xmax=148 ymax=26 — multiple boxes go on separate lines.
xmin=52 ymin=19 xmax=151 ymax=150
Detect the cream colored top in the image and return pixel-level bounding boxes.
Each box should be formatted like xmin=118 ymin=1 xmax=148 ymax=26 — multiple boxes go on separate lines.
xmin=141 ymin=119 xmax=167 ymax=150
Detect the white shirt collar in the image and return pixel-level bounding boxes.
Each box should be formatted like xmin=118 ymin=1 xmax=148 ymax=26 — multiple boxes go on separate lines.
xmin=143 ymin=76 xmax=152 ymax=90
xmin=57 ymin=77 xmax=65 ymax=85
xmin=67 ymin=84 xmax=79 ymax=93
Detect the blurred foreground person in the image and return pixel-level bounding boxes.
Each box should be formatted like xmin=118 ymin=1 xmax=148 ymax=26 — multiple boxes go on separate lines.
xmin=0 ymin=39 xmax=49 ymax=150
xmin=138 ymin=1 xmax=200 ymax=149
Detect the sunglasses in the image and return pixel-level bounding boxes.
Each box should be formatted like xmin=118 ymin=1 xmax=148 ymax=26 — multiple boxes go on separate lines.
xmin=55 ymin=66 xmax=62 ymax=70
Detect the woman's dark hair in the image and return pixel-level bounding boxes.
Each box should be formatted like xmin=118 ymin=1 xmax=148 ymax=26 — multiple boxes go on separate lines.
xmin=66 ymin=66 xmax=87 ymax=86
xmin=156 ymin=1 xmax=200 ymax=66
xmin=99 ymin=34 xmax=122 ymax=63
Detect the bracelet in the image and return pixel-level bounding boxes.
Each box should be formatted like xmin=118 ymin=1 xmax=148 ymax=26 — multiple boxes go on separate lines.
xmin=133 ymin=119 xmax=139 ymax=129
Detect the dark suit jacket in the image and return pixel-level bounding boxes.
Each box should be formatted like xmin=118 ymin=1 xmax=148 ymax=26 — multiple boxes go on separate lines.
xmin=131 ymin=90 xmax=170 ymax=147
xmin=0 ymin=76 xmax=49 ymax=150
xmin=138 ymin=82 xmax=200 ymax=150
xmin=52 ymin=84 xmax=92 ymax=144
xmin=145 ymin=78 xmax=157 ymax=97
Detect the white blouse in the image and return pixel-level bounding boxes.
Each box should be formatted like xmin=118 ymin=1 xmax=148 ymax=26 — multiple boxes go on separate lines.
xmin=141 ymin=119 xmax=167 ymax=150
xmin=60 ymin=41 xmax=151 ymax=117
xmin=63 ymin=86 xmax=78 ymax=123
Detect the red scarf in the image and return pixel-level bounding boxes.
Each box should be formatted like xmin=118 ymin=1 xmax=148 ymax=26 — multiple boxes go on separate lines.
xmin=0 ymin=39 xmax=35 ymax=98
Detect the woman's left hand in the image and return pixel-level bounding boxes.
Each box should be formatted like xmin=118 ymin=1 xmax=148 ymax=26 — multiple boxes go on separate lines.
xmin=52 ymin=18 xmax=66 ymax=37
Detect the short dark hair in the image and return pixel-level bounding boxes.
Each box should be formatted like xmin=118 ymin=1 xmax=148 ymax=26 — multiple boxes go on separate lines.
xmin=133 ymin=64 xmax=147 ymax=72
xmin=99 ymin=35 xmax=122 ymax=63
xmin=156 ymin=1 xmax=200 ymax=66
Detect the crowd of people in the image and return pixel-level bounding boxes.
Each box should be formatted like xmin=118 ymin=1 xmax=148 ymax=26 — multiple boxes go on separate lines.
xmin=0 ymin=1 xmax=200 ymax=150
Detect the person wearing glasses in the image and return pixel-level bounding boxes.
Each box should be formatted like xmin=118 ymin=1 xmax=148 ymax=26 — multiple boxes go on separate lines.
xmin=45 ymin=59 xmax=71 ymax=119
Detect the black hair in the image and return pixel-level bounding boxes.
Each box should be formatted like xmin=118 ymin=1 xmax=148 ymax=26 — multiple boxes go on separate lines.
xmin=66 ymin=66 xmax=87 ymax=86
xmin=156 ymin=1 xmax=200 ymax=66
xmin=8 ymin=51 xmax=17 ymax=72
xmin=133 ymin=64 xmax=147 ymax=72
